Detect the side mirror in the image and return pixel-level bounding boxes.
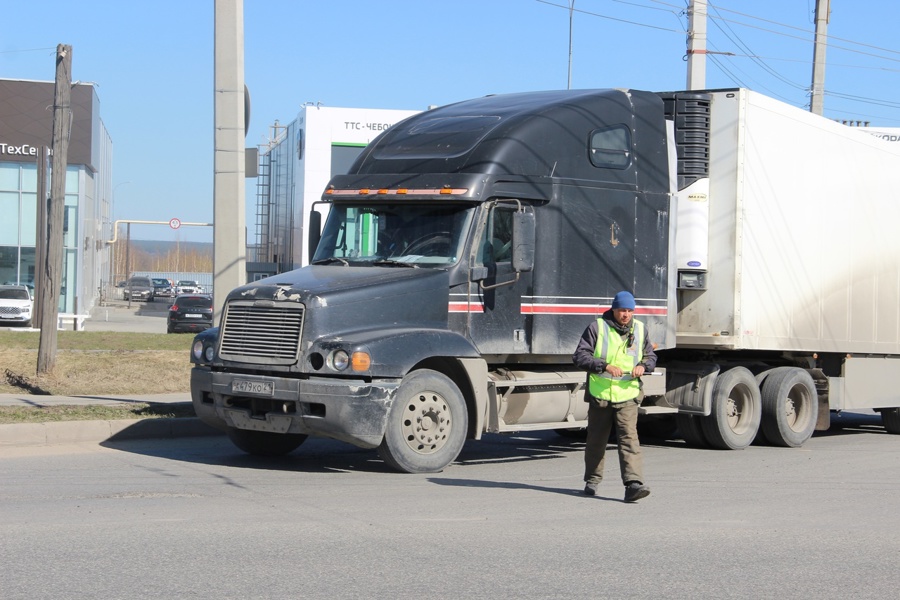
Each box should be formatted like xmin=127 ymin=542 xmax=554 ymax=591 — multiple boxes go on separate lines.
xmin=512 ymin=209 xmax=535 ymax=273
xmin=308 ymin=210 xmax=322 ymax=262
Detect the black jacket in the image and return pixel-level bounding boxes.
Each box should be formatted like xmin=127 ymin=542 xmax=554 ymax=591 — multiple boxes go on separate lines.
xmin=572 ymin=310 xmax=658 ymax=376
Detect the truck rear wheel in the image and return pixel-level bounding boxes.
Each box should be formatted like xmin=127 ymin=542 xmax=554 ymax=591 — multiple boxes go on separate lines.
xmin=701 ymin=367 xmax=761 ymax=450
xmin=226 ymin=428 xmax=308 ymax=457
xmin=880 ymin=408 xmax=900 ymax=434
xmin=378 ymin=369 xmax=468 ymax=474
xmin=760 ymin=368 xmax=817 ymax=447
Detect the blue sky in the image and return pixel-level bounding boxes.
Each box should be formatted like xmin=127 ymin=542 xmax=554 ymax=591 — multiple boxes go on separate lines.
xmin=2 ymin=0 xmax=899 ymax=242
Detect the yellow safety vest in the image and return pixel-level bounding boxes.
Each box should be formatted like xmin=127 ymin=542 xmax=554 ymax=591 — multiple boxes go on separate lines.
xmin=588 ymin=318 xmax=644 ymax=402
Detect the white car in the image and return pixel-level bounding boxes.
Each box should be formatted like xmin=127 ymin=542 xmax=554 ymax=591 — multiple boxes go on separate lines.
xmin=175 ymin=280 xmax=202 ymax=294
xmin=0 ymin=285 xmax=33 ymax=327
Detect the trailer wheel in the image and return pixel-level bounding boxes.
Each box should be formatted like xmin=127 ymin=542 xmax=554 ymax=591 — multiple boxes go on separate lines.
xmin=676 ymin=413 xmax=709 ymax=448
xmin=226 ymin=428 xmax=308 ymax=457
xmin=378 ymin=369 xmax=468 ymax=474
xmin=880 ymin=408 xmax=900 ymax=434
xmin=753 ymin=367 xmax=790 ymax=444
xmin=700 ymin=367 xmax=761 ymax=450
xmin=760 ymin=367 xmax=817 ymax=447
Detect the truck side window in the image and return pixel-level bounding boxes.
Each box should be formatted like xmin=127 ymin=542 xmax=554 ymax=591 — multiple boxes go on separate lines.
xmin=479 ymin=207 xmax=514 ymax=264
xmin=589 ymin=125 xmax=631 ymax=169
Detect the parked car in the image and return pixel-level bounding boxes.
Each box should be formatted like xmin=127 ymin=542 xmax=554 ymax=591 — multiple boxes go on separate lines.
xmin=3 ymin=280 xmax=34 ymax=294
xmin=123 ymin=276 xmax=155 ymax=302
xmin=152 ymin=278 xmax=174 ymax=298
xmin=0 ymin=284 xmax=33 ymax=327
xmin=167 ymin=294 xmax=214 ymax=333
xmin=175 ymin=280 xmax=202 ymax=294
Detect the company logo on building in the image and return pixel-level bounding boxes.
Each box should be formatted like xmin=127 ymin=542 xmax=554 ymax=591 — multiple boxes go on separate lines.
xmin=0 ymin=142 xmax=39 ymax=157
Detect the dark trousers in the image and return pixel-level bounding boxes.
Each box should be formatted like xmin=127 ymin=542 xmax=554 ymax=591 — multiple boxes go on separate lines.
xmin=583 ymin=397 xmax=644 ymax=486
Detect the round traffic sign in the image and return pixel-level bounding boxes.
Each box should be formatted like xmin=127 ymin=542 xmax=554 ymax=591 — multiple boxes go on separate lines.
xmin=169 ymin=218 xmax=181 ymax=230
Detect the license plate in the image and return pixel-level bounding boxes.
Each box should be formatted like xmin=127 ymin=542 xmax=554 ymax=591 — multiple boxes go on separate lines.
xmin=231 ymin=379 xmax=274 ymax=396
xmin=0 ymin=315 xmax=13 ymax=319
xmin=186 ymin=313 xmax=202 ymax=318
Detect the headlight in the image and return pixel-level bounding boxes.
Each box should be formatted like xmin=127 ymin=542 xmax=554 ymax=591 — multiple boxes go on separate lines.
xmin=204 ymin=345 xmax=215 ymax=362
xmin=192 ymin=340 xmax=204 ymax=361
xmin=329 ymin=349 xmax=350 ymax=371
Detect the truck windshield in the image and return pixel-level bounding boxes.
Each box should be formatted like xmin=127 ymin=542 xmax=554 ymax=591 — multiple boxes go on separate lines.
xmin=313 ymin=203 xmax=475 ymax=266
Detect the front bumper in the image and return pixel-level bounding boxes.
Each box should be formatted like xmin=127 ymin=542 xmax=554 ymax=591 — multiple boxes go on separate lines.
xmin=170 ymin=318 xmax=212 ymax=332
xmin=190 ymin=367 xmax=400 ymax=449
xmin=0 ymin=312 xmax=30 ymax=323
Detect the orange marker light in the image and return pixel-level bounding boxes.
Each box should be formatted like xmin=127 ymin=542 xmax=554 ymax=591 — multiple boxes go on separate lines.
xmin=352 ymin=352 xmax=371 ymax=371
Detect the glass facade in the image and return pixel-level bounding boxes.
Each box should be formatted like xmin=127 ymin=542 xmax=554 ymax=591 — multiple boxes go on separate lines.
xmin=0 ymin=161 xmax=80 ymax=311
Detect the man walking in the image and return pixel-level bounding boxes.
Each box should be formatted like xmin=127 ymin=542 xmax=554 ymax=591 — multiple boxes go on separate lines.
xmin=572 ymin=291 xmax=656 ymax=502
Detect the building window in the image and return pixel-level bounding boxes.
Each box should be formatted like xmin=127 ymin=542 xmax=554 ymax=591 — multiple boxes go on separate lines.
xmin=0 ymin=192 xmax=18 ymax=245
xmin=0 ymin=246 xmax=17 ymax=285
xmin=0 ymin=163 xmax=20 ymax=191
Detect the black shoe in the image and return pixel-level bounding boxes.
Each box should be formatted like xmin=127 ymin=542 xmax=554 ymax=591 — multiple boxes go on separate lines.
xmin=584 ymin=483 xmax=598 ymax=496
xmin=624 ymin=482 xmax=650 ymax=503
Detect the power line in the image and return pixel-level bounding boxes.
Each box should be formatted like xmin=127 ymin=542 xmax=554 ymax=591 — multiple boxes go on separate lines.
xmin=0 ymin=47 xmax=57 ymax=55
xmin=536 ymin=0 xmax=683 ymax=33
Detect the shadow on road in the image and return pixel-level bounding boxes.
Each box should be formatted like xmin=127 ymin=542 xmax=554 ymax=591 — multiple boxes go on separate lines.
xmin=100 ymin=410 xmax=891 ymax=474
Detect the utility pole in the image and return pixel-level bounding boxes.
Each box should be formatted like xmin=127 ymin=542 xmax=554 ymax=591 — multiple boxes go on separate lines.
xmin=567 ymin=1 xmax=575 ymax=89
xmin=37 ymin=44 xmax=72 ymax=374
xmin=33 ymin=146 xmax=49 ymax=326
xmin=810 ymin=0 xmax=831 ymax=115
xmin=213 ymin=0 xmax=247 ymax=319
xmin=686 ymin=0 xmax=708 ymax=90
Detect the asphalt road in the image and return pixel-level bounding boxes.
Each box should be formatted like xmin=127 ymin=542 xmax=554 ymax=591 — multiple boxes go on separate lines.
xmin=1 ymin=412 xmax=898 ymax=600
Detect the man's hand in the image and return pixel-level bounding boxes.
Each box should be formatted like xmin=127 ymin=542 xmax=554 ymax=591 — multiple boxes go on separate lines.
xmin=632 ymin=365 xmax=645 ymax=378
xmin=603 ymin=364 xmax=624 ymax=377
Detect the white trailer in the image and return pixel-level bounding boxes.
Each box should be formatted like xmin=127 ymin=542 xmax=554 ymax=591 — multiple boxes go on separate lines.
xmin=662 ymin=88 xmax=900 ymax=447
xmin=292 ymin=106 xmax=420 ymax=267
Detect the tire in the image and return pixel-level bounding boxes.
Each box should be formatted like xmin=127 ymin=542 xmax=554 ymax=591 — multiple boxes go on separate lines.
xmin=760 ymin=367 xmax=818 ymax=447
xmin=677 ymin=413 xmax=709 ymax=448
xmin=226 ymin=428 xmax=308 ymax=457
xmin=881 ymin=408 xmax=900 ymax=434
xmin=700 ymin=367 xmax=761 ymax=450
xmin=378 ymin=369 xmax=468 ymax=474
xmin=752 ymin=367 xmax=789 ymax=444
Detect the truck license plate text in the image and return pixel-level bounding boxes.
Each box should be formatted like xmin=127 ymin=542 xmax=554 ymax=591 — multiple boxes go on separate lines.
xmin=231 ymin=380 xmax=274 ymax=396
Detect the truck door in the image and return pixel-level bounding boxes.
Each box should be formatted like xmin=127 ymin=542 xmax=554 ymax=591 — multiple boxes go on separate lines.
xmin=461 ymin=203 xmax=533 ymax=355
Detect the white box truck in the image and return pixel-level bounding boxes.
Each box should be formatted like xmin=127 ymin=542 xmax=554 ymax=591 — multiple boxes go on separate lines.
xmin=190 ymin=87 xmax=900 ymax=472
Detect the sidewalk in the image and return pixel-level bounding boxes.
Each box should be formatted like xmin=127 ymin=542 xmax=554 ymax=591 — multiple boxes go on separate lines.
xmin=1 ymin=300 xmax=222 ymax=449
xmin=0 ymin=392 xmax=222 ymax=448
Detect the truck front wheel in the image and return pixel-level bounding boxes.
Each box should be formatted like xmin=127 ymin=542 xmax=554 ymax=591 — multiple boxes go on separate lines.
xmin=226 ymin=428 xmax=308 ymax=457
xmin=378 ymin=369 xmax=468 ymax=474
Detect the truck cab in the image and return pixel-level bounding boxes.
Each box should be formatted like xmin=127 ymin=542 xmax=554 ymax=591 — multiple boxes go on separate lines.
xmin=190 ymin=89 xmax=677 ymax=472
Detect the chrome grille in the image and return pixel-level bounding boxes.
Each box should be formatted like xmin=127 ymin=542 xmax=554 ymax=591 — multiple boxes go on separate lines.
xmin=219 ymin=301 xmax=304 ymax=364
xmin=0 ymin=306 xmax=23 ymax=316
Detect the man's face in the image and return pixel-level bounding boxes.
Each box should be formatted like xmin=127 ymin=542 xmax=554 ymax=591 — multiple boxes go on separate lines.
xmin=613 ymin=307 xmax=634 ymax=327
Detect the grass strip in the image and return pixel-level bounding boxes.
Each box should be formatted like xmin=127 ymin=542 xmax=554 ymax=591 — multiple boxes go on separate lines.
xmin=0 ymin=403 xmax=197 ymax=424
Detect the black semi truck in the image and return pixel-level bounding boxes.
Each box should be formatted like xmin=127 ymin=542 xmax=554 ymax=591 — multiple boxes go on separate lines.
xmin=190 ymin=88 xmax=900 ymax=472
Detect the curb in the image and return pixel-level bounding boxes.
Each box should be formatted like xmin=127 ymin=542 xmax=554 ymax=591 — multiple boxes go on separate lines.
xmin=0 ymin=417 xmax=223 ymax=448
